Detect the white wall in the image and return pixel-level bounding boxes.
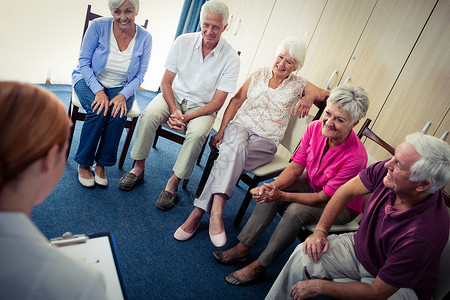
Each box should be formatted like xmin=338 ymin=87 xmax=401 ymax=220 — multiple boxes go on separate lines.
xmin=0 ymin=0 xmax=183 ymax=91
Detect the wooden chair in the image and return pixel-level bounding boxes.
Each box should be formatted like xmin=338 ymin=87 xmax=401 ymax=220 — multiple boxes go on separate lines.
xmin=302 ymin=118 xmax=396 ymax=237
xmin=66 ymin=4 xmax=148 ymax=171
xmin=196 ymin=99 xmax=327 ymax=228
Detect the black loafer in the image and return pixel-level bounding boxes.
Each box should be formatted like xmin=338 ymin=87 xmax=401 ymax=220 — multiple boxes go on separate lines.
xmin=118 ymin=171 xmax=144 ymax=191
xmin=213 ymin=251 xmax=249 ymax=264
xmin=156 ymin=189 xmax=177 ymax=211
xmin=225 ymin=271 xmax=264 ymax=286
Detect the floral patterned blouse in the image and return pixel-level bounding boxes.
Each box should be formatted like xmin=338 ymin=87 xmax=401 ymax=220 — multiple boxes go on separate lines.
xmin=234 ymin=67 xmax=307 ymax=143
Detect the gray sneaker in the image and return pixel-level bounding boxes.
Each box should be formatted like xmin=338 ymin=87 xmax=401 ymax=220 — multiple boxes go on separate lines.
xmin=156 ymin=190 xmax=177 ymax=211
xmin=118 ymin=171 xmax=144 ymax=191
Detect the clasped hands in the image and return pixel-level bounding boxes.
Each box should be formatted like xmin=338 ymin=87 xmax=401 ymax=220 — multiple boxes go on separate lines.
xmin=92 ymin=91 xmax=127 ymax=118
xmin=250 ymin=183 xmax=283 ymax=203
xmin=166 ymin=109 xmax=193 ymax=131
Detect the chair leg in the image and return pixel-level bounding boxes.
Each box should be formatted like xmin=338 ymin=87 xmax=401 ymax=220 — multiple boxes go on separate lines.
xmin=152 ymin=125 xmax=161 ymax=148
xmin=196 ymin=147 xmax=219 ymax=196
xmin=233 ymin=187 xmax=254 ymax=228
xmin=196 ymin=137 xmax=208 ymax=166
xmin=119 ymin=117 xmax=138 ymax=170
xmin=66 ymin=103 xmax=79 ymax=160
xmin=182 ymin=179 xmax=189 ymax=189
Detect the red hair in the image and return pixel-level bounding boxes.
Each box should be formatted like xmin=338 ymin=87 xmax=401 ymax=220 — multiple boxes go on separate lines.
xmin=0 ymin=82 xmax=70 ymax=190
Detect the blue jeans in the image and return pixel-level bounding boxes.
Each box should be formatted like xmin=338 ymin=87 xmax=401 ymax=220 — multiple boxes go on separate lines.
xmin=74 ymin=79 xmax=134 ymax=167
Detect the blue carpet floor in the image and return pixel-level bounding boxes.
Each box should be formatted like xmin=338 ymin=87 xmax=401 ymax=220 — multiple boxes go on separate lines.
xmin=32 ymin=85 xmax=301 ymax=300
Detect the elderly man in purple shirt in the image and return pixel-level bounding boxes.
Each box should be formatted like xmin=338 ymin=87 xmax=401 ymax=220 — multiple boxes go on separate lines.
xmin=267 ymin=132 xmax=450 ymax=300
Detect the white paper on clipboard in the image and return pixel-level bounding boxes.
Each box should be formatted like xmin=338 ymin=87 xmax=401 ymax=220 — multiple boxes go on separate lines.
xmin=50 ymin=233 xmax=126 ymax=300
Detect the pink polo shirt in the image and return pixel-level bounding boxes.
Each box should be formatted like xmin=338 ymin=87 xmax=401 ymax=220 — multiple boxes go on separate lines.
xmin=291 ymin=120 xmax=368 ymax=213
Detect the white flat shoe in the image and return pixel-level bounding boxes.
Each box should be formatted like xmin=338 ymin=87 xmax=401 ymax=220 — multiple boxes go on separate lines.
xmin=92 ymin=165 xmax=108 ymax=187
xmin=78 ymin=166 xmax=94 ymax=188
xmin=174 ymin=224 xmax=199 ymax=241
xmin=209 ymin=229 xmax=227 ymax=247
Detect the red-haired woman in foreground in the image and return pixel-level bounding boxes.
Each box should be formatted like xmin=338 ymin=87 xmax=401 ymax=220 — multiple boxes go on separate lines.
xmin=0 ymin=82 xmax=106 ymax=299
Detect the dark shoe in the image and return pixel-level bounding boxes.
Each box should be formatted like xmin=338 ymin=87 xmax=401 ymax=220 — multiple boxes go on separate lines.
xmin=213 ymin=251 xmax=249 ymax=265
xmin=156 ymin=190 xmax=177 ymax=211
xmin=118 ymin=171 xmax=144 ymax=191
xmin=225 ymin=271 xmax=264 ymax=286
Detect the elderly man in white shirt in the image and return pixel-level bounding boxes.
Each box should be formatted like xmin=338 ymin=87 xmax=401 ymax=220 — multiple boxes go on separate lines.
xmin=118 ymin=0 xmax=240 ymax=210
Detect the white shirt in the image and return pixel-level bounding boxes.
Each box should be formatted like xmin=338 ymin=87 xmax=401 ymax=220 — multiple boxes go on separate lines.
xmin=0 ymin=212 xmax=106 ymax=300
xmin=97 ymin=21 xmax=136 ymax=89
xmin=164 ymin=32 xmax=240 ymax=108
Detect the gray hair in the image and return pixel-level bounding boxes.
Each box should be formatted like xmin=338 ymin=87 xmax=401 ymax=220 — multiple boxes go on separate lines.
xmin=406 ymin=132 xmax=450 ymax=194
xmin=108 ymin=0 xmax=139 ymax=13
xmin=328 ymin=84 xmax=369 ymax=124
xmin=275 ymin=37 xmax=307 ymax=70
xmin=200 ymin=1 xmax=229 ymax=27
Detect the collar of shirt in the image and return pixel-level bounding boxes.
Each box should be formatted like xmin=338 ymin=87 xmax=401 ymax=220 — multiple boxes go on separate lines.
xmin=193 ymin=34 xmax=225 ymax=59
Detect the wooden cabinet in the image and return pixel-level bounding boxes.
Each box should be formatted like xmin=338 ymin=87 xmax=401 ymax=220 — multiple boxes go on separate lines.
xmin=338 ymin=0 xmax=437 ymax=133
xmin=297 ymin=0 xmax=377 ymax=88
xmin=367 ymin=0 xmax=449 ymax=158
xmin=249 ymin=0 xmax=327 ymax=72
xmin=222 ymin=0 xmax=277 ymax=87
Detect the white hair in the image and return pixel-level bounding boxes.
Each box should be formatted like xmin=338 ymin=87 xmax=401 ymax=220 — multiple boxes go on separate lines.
xmin=108 ymin=0 xmax=139 ymax=13
xmin=200 ymin=1 xmax=229 ymax=27
xmin=275 ymin=37 xmax=306 ymax=70
xmin=328 ymin=84 xmax=369 ymax=124
xmin=406 ymin=132 xmax=450 ymax=194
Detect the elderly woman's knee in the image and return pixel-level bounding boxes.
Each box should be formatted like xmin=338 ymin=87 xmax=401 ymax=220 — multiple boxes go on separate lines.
xmin=283 ymin=203 xmax=315 ymax=225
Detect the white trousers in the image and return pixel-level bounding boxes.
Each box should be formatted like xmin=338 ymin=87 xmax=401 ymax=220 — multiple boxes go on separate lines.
xmin=194 ymin=122 xmax=278 ymax=213
xmin=266 ymin=233 xmax=417 ymax=300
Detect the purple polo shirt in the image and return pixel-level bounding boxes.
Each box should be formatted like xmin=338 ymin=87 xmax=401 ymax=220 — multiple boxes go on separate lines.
xmin=292 ymin=120 xmax=367 ymax=213
xmin=356 ymin=160 xmax=449 ymax=300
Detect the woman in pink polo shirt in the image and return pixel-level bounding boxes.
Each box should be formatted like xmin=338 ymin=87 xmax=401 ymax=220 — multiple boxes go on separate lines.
xmin=215 ymin=84 xmax=369 ymax=286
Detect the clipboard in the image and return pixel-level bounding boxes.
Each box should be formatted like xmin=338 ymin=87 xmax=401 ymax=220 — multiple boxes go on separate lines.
xmin=50 ymin=232 xmax=127 ymax=300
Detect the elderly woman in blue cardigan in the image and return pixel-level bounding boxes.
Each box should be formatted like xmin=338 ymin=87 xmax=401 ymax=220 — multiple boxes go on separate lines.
xmin=72 ymin=0 xmax=152 ymax=188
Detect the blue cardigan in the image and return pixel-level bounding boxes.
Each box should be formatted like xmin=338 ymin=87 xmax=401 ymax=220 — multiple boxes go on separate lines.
xmin=72 ymin=17 xmax=152 ymax=99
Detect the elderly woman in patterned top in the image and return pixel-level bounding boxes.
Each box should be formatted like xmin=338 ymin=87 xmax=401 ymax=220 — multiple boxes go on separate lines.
xmin=173 ymin=37 xmax=329 ymax=248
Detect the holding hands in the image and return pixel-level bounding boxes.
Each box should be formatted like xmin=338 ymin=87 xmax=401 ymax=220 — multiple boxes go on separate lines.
xmin=250 ymin=183 xmax=283 ymax=203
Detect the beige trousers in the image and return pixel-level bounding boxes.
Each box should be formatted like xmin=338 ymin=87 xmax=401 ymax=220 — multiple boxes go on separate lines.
xmin=130 ymin=93 xmax=215 ymax=179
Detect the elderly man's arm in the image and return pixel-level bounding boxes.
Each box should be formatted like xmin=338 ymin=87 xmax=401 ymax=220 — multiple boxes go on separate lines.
xmin=303 ymin=175 xmax=369 ymax=262
xmin=295 ymin=81 xmax=330 ymax=118
xmin=160 ymin=69 xmax=185 ymax=130
xmin=290 ymin=276 xmax=399 ymax=300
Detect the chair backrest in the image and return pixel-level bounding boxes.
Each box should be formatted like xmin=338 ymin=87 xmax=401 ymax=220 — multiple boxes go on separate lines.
xmin=357 ymin=118 xmax=395 ymax=156
xmin=280 ymin=98 xmax=327 ymax=153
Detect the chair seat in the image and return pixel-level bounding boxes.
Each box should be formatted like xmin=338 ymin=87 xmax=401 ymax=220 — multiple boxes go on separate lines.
xmin=250 ymin=152 xmax=290 ymax=177
xmin=160 ymin=122 xmax=186 ymax=135
xmin=71 ymin=89 xmax=141 ymax=117
xmin=304 ymin=214 xmax=362 ymax=233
